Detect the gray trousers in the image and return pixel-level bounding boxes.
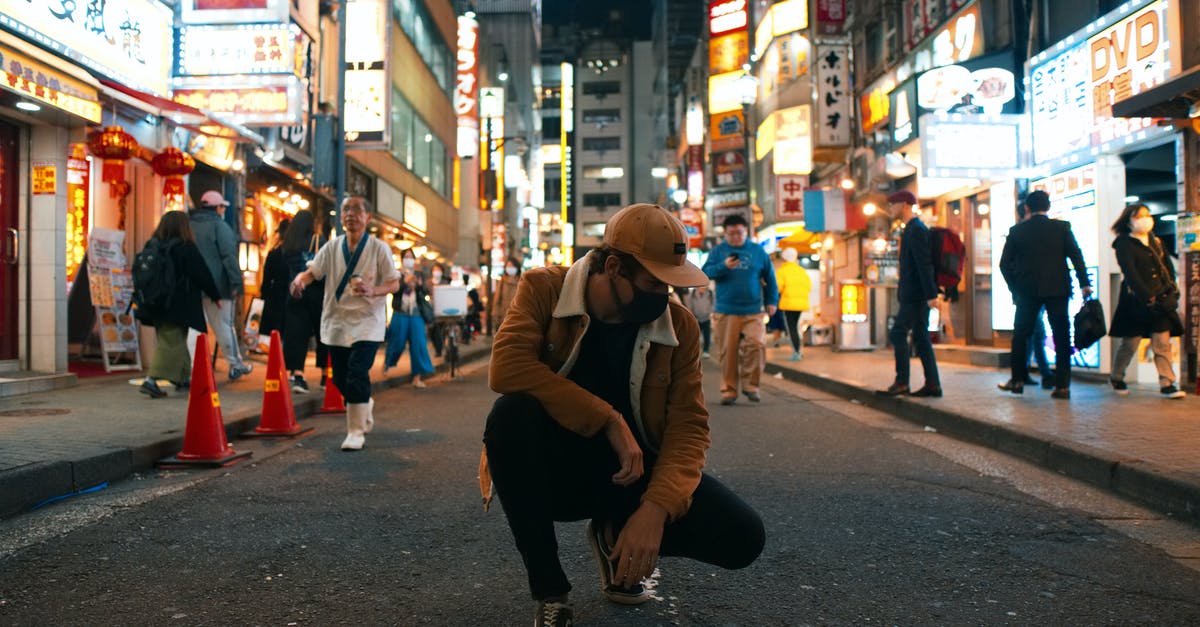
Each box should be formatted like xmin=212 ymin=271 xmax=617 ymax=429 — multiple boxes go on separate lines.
xmin=1111 ymin=332 xmax=1176 ymax=386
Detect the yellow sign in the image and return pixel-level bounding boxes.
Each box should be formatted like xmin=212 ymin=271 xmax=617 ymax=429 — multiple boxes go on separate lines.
xmin=0 ymin=44 xmax=102 ymax=123
xmin=709 ymin=31 xmax=748 ymax=75
xmin=265 ymin=379 xmax=280 ymax=392
xmin=840 ymin=282 xmax=866 ymax=323
xmin=211 ymin=392 xmax=221 ymax=408
xmin=707 ymin=70 xmax=745 ymax=114
xmin=32 ymin=163 xmax=56 ymax=195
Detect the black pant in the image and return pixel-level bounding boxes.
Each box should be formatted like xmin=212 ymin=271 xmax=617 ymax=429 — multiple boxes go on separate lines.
xmin=783 ymin=310 xmax=803 ymax=353
xmin=483 ymin=394 xmax=765 ymax=600
xmin=698 ymin=320 xmax=711 ymax=353
xmin=328 ymin=341 xmax=379 ymax=404
xmin=1012 ymin=296 xmax=1070 ymax=388
xmin=889 ymin=301 xmax=939 ymax=387
xmin=283 ymin=296 xmax=328 ymax=373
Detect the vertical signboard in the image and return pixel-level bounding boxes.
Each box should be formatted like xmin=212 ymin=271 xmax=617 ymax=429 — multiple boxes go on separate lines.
xmin=1087 ymin=0 xmax=1171 ymax=146
xmin=775 ymin=174 xmax=806 ymax=220
xmin=814 ymin=45 xmax=851 ymax=147
xmin=814 ymin=0 xmax=846 ymax=35
xmin=66 ymin=146 xmax=90 ymax=283
xmin=344 ymin=0 xmax=389 ymax=146
xmin=456 ymin=15 xmax=480 ymax=158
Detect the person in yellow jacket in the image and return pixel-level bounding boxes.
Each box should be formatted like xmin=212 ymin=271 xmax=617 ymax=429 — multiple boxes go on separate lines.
xmin=774 ymin=247 xmax=811 ymax=361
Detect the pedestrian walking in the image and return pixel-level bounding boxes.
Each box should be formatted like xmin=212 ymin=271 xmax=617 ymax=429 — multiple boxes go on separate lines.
xmin=878 ymin=190 xmax=943 ymax=398
xmin=189 ymin=190 xmax=253 ymax=380
xmin=999 ymin=189 xmax=1092 ymax=399
xmin=482 ymin=203 xmax=764 ymax=627
xmin=289 ymin=196 xmax=400 ymax=451
xmin=701 ymin=214 xmax=779 ymax=405
xmin=135 ymin=211 xmax=222 ymax=398
xmin=774 ymin=247 xmax=811 ymax=361
xmin=1108 ymin=203 xmax=1186 ymax=399
xmin=384 ymin=248 xmax=435 ymax=389
xmin=281 ymin=210 xmax=328 ymax=393
xmin=258 ymin=219 xmax=289 ymax=346
xmin=680 ymin=284 xmax=713 ymax=357
xmin=998 ymin=203 xmax=1052 ymax=391
xmin=490 ymin=256 xmax=522 ymax=332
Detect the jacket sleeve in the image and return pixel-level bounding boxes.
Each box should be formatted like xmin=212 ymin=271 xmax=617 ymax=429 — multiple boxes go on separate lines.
xmin=216 ymin=221 xmax=243 ymax=291
xmin=999 ymin=226 xmax=1017 ymax=289
xmin=182 ymin=242 xmax=222 ymax=301
xmin=910 ymin=224 xmax=939 ymax=300
xmin=488 ymin=271 xmax=614 ymax=437
xmin=701 ymin=245 xmax=729 ymax=280
xmin=760 ymin=250 xmax=779 ymax=307
xmin=1114 ymin=238 xmax=1154 ymax=301
xmin=1063 ymin=223 xmax=1090 ymax=288
xmin=645 ymin=312 xmax=711 ymax=521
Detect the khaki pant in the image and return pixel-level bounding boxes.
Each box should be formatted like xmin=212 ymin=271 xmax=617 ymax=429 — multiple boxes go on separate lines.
xmin=712 ymin=313 xmax=766 ymax=399
xmin=1111 ymin=332 xmax=1177 ymax=386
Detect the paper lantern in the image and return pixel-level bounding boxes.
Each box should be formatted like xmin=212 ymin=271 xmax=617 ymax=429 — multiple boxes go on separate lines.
xmin=85 ymin=126 xmax=137 ymax=186
xmin=152 ymin=147 xmax=195 ymax=197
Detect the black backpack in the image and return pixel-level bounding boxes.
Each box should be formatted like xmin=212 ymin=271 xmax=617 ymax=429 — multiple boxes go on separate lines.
xmin=132 ymin=238 xmax=178 ymax=314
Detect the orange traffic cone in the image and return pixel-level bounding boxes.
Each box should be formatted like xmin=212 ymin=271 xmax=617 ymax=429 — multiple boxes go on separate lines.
xmin=244 ymin=331 xmax=314 ymax=438
xmin=319 ymin=354 xmax=346 ymax=413
xmin=157 ymin=334 xmax=252 ymax=468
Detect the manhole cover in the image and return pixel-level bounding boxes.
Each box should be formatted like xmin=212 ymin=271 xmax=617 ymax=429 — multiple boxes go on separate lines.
xmin=0 ymin=408 xmax=71 ymax=417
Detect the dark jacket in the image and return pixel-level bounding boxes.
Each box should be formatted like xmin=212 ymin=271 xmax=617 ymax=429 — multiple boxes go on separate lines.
xmin=189 ymin=209 xmax=241 ymax=297
xmin=259 ymin=247 xmax=289 ymax=336
xmin=284 ymin=244 xmax=326 ymax=306
xmin=1110 ymin=234 xmax=1182 ymax=337
xmin=897 ymin=217 xmax=939 ymax=303
xmin=999 ymin=214 xmax=1090 ymax=300
xmin=136 ymin=238 xmax=221 ymax=333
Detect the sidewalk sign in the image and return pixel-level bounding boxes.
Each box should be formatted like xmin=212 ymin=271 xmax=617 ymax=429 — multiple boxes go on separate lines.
xmin=87 ymin=229 xmax=142 ymax=373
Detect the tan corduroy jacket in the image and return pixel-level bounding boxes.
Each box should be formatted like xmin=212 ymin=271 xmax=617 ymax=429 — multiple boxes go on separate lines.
xmin=481 ymin=254 xmax=711 ymax=521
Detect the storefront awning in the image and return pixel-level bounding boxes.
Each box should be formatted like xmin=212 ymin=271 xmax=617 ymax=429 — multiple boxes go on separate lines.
xmin=96 ymin=79 xmax=264 ymax=144
xmin=1112 ymin=66 xmax=1200 ymax=119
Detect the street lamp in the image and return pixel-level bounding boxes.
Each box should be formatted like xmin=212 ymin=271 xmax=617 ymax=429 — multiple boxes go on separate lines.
xmin=735 ymin=67 xmax=760 ymax=222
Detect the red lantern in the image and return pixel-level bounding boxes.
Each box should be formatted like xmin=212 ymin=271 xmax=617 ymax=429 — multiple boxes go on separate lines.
xmin=85 ymin=126 xmax=137 ymax=187
xmin=151 ymin=147 xmax=196 ymax=197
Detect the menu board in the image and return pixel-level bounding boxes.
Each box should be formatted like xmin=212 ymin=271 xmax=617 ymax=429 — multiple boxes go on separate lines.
xmin=86 ymin=229 xmax=142 ymax=372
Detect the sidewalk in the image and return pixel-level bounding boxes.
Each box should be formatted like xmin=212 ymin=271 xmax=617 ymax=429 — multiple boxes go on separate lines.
xmin=756 ymin=343 xmax=1200 ymax=525
xmin=0 ymin=336 xmax=493 ymax=518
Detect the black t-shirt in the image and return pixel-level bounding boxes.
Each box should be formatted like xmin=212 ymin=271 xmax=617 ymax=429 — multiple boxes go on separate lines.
xmin=568 ymin=319 xmax=646 ymax=446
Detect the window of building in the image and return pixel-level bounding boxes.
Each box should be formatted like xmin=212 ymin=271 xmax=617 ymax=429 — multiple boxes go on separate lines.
xmin=583 ymin=192 xmax=621 ymax=207
xmin=582 ymin=166 xmax=624 ymax=179
xmin=865 ymin=23 xmax=882 ymax=73
xmin=542 ymin=116 xmax=561 ymax=140
xmin=582 ymin=108 xmax=621 ymax=125
xmin=582 ymin=136 xmax=620 ymax=152
xmin=581 ymin=222 xmax=606 ymax=238
xmin=390 ymin=86 xmax=451 ymax=200
xmin=392 ymin=0 xmax=453 ymax=97
xmin=544 ymin=176 xmax=561 ymax=202
xmin=582 ymin=81 xmax=621 ymax=98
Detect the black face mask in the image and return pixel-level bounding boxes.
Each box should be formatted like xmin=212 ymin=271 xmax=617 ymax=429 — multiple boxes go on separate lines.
xmin=611 ymin=274 xmax=669 ymax=325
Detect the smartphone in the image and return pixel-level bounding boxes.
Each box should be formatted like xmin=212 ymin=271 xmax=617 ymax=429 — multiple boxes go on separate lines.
xmin=728 ymin=253 xmax=739 ymax=261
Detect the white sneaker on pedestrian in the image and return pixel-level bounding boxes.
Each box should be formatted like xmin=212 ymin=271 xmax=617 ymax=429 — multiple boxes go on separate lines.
xmin=413 ymin=378 xmax=427 ymax=389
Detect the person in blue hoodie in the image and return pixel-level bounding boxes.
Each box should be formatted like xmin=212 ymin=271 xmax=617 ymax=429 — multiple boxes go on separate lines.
xmin=702 ymin=214 xmax=778 ymax=405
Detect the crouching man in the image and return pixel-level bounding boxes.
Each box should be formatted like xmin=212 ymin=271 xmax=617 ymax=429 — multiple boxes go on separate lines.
xmin=482 ymin=204 xmax=765 ymax=626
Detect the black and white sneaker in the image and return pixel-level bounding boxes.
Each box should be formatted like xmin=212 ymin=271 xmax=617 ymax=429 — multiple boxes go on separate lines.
xmin=534 ymin=599 xmax=573 ymax=627
xmin=585 ymin=520 xmax=651 ymax=605
xmin=291 ymin=374 xmax=309 ymax=394
xmin=1161 ymin=384 xmax=1186 ymax=399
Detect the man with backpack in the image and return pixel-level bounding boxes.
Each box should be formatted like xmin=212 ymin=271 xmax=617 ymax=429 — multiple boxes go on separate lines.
xmin=878 ymin=190 xmax=942 ymax=398
xmin=190 ymin=190 xmax=253 ymax=380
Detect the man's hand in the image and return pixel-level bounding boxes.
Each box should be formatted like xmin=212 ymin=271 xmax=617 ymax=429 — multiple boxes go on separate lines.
xmin=723 ymin=255 xmax=739 ymax=270
xmin=604 ymin=413 xmax=643 ymax=486
xmin=289 ymin=274 xmax=308 ymax=299
xmin=765 ymin=304 xmax=777 ymax=316
xmin=1081 ymin=285 xmax=1094 ymax=298
xmin=611 ymin=502 xmax=667 ymax=588
xmin=927 ymin=298 xmax=939 ymax=309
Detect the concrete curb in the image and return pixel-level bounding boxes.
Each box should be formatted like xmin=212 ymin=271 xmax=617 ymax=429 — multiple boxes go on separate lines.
xmin=763 ymin=362 xmax=1200 ymax=526
xmin=1 ymin=345 xmax=491 ymax=519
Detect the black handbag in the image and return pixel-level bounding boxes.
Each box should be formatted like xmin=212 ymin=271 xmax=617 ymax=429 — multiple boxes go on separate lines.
xmin=1073 ymin=298 xmax=1107 ymax=350
xmin=418 ymin=296 xmax=435 ymax=324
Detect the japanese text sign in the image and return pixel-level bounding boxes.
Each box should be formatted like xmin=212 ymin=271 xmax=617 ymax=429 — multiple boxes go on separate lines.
xmin=708 ymin=0 xmax=747 ymax=37
xmin=173 ymin=75 xmax=303 ymax=126
xmin=0 ymin=44 xmax=101 ymax=122
xmin=1087 ymin=0 xmax=1171 ymax=144
xmin=180 ymin=0 xmax=289 ymax=26
xmin=815 ymin=0 xmax=845 ymax=35
xmin=178 ymin=24 xmax=308 ymax=76
xmin=0 ymin=0 xmax=173 ymax=95
xmin=343 ymin=0 xmax=389 ymax=146
xmin=814 ymin=45 xmax=851 ymax=147
xmin=32 ymin=162 xmax=55 ymax=195
xmin=775 ymin=174 xmax=806 ymax=220
xmin=456 ymin=15 xmax=480 ymax=157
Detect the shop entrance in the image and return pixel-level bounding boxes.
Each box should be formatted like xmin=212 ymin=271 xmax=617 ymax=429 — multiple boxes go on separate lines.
xmin=0 ymin=120 xmax=18 ymax=361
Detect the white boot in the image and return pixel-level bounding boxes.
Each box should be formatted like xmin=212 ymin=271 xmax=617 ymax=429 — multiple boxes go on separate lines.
xmin=364 ymin=398 xmax=375 ymax=434
xmin=341 ymin=403 xmax=368 ymax=450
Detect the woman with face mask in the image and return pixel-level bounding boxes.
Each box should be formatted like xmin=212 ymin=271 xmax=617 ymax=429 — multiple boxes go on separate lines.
xmin=490 ymin=256 xmax=522 ymax=333
xmin=1108 ymin=204 xmax=1185 ymax=399
xmin=384 ymin=248 xmax=435 ymax=388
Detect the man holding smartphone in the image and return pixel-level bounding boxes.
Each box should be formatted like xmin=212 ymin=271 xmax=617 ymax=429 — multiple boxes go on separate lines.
xmin=702 ymin=214 xmax=779 ymax=405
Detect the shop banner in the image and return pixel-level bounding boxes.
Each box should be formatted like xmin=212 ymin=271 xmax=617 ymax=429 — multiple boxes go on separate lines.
xmin=679 ymin=207 xmax=705 ymax=249
xmin=178 ymin=23 xmax=309 ymax=77
xmin=0 ymin=43 xmax=102 ymax=123
xmin=0 ymin=0 xmax=173 ymax=95
xmin=343 ymin=0 xmax=389 ymax=146
xmin=775 ymin=174 xmax=806 ymax=220
xmin=712 ymin=150 xmax=746 ymax=188
xmin=815 ymin=0 xmax=846 ymax=35
xmin=710 ymin=110 xmax=744 ymax=153
xmin=66 ymin=145 xmax=90 ymax=283
xmin=180 ymin=0 xmax=290 ymax=26
xmin=456 ymin=15 xmax=480 ymax=158
xmin=920 ymin=113 xmax=1023 ymax=179
xmin=814 ymin=45 xmax=851 ymax=148
xmin=1186 ymin=251 xmax=1200 ymax=354
xmin=173 ymin=75 xmax=304 ymax=126
xmin=709 ymin=31 xmax=748 ymax=75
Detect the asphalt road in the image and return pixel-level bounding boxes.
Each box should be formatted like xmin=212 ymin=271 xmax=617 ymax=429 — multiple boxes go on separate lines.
xmin=2 ymin=359 xmax=1200 ymax=626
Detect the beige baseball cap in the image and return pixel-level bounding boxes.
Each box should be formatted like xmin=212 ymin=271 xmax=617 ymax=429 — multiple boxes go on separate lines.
xmin=603 ymin=203 xmax=708 ymax=287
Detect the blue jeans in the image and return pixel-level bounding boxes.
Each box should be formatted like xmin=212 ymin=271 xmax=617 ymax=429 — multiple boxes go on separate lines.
xmin=889 ymin=300 xmax=940 ymax=388
xmin=1027 ymin=306 xmax=1051 ymax=379
xmin=385 ymin=312 xmax=434 ymax=376
xmin=328 ymin=341 xmax=379 ymax=404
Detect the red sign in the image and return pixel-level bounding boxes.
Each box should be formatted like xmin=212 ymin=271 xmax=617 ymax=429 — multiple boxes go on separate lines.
xmin=709 ymin=0 xmax=748 ymax=37
xmin=1186 ymin=252 xmax=1200 ymax=354
xmin=815 ymin=0 xmax=846 ymax=35
xmin=712 ymin=150 xmax=746 ymax=188
xmin=456 ymin=17 xmax=479 ymax=123
xmin=679 ymin=207 xmax=705 ymax=249
xmin=776 ymin=174 xmax=806 ymax=220
xmin=687 ymin=145 xmax=705 ymax=173
xmin=66 ymin=145 xmax=90 ymax=283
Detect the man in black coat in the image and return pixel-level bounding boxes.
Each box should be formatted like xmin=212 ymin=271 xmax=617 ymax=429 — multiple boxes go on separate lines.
xmin=879 ymin=190 xmax=942 ymax=398
xmin=999 ymin=190 xmax=1092 ymax=398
